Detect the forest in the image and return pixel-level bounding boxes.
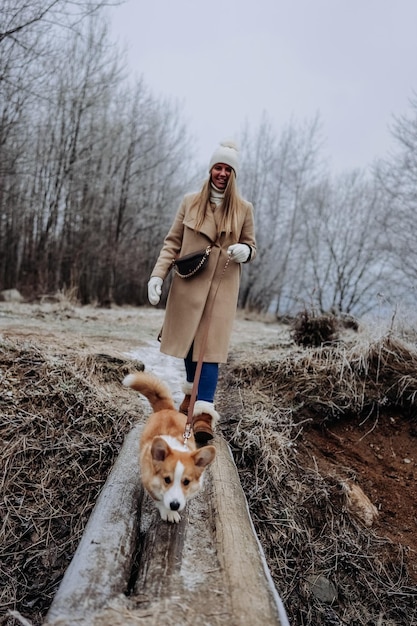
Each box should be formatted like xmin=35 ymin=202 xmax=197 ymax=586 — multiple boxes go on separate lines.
xmin=1 ymin=0 xmax=417 ymax=317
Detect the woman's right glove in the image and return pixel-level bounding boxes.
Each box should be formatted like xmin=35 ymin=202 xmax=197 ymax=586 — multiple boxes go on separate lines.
xmin=148 ymin=277 xmax=163 ymax=305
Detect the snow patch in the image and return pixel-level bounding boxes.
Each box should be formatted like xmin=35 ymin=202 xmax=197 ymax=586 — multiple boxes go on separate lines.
xmin=126 ymin=341 xmax=186 ymax=405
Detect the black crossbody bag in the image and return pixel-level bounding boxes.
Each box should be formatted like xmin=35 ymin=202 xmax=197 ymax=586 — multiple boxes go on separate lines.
xmin=172 ymin=245 xmax=212 ymax=279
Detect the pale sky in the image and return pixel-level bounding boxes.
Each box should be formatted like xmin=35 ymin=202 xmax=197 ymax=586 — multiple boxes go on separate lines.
xmin=108 ymin=0 xmax=417 ymax=173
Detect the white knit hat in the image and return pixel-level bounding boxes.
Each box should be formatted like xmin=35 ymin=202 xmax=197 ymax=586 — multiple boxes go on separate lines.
xmin=208 ymin=140 xmax=239 ymax=177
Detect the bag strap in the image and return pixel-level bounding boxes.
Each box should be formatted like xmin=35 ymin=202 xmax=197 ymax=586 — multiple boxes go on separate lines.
xmin=183 ymin=251 xmax=232 ymax=445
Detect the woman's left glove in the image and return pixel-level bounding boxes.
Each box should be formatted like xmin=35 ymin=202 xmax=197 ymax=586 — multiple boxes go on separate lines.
xmin=148 ymin=277 xmax=163 ymax=305
xmin=227 ymin=243 xmax=250 ymax=263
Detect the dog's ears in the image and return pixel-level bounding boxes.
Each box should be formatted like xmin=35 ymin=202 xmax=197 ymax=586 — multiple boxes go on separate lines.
xmin=193 ymin=445 xmax=216 ymax=468
xmin=151 ymin=436 xmax=171 ymax=462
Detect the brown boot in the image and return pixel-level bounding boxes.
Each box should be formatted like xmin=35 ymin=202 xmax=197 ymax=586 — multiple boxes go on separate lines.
xmin=179 ymin=381 xmax=193 ymax=415
xmin=193 ymin=401 xmax=220 ymax=446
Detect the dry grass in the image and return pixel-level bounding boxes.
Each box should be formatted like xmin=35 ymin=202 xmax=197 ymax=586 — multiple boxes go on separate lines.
xmin=290 ymin=309 xmax=360 ymax=348
xmin=0 ymin=340 xmax=140 ymax=626
xmin=291 ymin=309 xmax=340 ymax=346
xmin=219 ymin=332 xmax=417 ymax=626
xmin=225 ymin=334 xmax=417 ymax=423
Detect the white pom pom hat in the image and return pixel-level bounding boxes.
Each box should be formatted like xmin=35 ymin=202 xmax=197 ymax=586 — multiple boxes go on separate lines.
xmin=208 ymin=140 xmax=239 ymax=177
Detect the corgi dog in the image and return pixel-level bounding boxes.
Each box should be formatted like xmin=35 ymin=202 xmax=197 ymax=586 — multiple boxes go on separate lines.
xmin=123 ymin=372 xmax=216 ymax=523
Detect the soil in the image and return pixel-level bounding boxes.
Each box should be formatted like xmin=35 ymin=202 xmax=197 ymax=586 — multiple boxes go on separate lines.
xmin=301 ymin=411 xmax=417 ymax=567
xmin=1 ymin=300 xmax=416 ymax=619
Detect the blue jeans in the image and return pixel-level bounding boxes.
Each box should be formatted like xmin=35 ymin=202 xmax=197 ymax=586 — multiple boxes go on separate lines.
xmin=184 ymin=344 xmax=219 ymax=403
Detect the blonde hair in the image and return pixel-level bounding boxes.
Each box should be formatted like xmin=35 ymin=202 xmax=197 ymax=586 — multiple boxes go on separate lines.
xmin=193 ymin=170 xmax=241 ymax=240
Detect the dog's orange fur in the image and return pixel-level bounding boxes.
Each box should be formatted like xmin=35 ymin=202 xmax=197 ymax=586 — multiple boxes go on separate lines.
xmin=123 ymin=371 xmax=216 ymax=523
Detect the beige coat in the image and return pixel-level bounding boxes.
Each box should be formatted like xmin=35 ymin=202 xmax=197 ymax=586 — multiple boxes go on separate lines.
xmin=151 ymin=191 xmax=256 ymax=363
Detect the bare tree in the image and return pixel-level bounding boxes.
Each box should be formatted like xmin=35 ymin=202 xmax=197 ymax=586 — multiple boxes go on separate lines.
xmin=239 ymin=114 xmax=324 ymax=313
xmin=299 ymin=172 xmax=390 ymax=315
xmin=0 ymin=0 xmax=121 ymax=291
xmin=0 ymin=3 xmax=194 ymax=303
xmin=0 ymin=0 xmax=120 ymax=44
xmin=237 ymin=113 xmax=397 ymax=317
xmin=375 ymin=94 xmax=417 ymax=305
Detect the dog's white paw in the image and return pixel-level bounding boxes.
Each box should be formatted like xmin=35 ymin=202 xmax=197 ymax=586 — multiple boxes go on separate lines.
xmin=163 ymin=509 xmax=181 ymax=524
xmin=156 ymin=503 xmax=181 ymax=523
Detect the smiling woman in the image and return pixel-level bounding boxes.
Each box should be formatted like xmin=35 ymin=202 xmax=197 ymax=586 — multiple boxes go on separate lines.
xmin=147 ymin=140 xmax=256 ymax=444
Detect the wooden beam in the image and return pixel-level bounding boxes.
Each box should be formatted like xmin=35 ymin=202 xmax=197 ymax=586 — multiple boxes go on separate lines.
xmin=45 ymin=429 xmax=289 ymax=626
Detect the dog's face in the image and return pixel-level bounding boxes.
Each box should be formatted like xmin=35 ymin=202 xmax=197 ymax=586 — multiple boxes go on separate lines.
xmin=147 ymin=436 xmax=215 ymax=514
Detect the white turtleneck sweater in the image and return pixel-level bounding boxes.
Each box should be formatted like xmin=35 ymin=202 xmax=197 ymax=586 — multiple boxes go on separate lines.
xmin=210 ymin=183 xmax=225 ymax=207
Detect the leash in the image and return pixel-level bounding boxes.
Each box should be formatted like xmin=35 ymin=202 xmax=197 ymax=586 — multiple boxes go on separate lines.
xmin=183 ymin=251 xmax=232 ymax=445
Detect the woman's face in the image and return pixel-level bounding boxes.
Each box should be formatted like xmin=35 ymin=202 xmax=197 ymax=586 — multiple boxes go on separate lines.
xmin=211 ymin=163 xmax=232 ymax=190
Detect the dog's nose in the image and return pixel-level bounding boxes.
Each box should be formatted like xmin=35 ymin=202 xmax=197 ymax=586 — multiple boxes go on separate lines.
xmin=170 ymin=500 xmax=180 ymax=511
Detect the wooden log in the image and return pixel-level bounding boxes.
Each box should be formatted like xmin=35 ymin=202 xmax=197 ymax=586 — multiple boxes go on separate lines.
xmin=44 ymin=425 xmax=143 ymax=625
xmin=45 ymin=429 xmax=290 ymax=626
xmin=212 ymin=437 xmax=290 ymax=626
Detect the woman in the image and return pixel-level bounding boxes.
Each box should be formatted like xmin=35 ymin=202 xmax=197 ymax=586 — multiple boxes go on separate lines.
xmin=147 ymin=141 xmax=256 ymax=444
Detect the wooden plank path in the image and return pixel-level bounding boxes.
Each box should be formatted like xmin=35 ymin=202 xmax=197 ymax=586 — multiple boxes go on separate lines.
xmin=45 ymin=425 xmax=290 ymax=626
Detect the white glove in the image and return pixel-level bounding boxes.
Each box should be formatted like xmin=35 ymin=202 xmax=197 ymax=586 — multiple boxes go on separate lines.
xmin=148 ymin=277 xmax=163 ymax=305
xmin=227 ymin=243 xmax=250 ymax=263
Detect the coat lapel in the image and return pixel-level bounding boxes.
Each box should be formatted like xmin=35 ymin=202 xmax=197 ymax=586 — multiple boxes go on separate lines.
xmin=183 ymin=202 xmax=218 ymax=242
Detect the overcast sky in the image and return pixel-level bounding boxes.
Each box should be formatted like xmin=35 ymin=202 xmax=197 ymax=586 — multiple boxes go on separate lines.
xmin=108 ymin=0 xmax=417 ymax=174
